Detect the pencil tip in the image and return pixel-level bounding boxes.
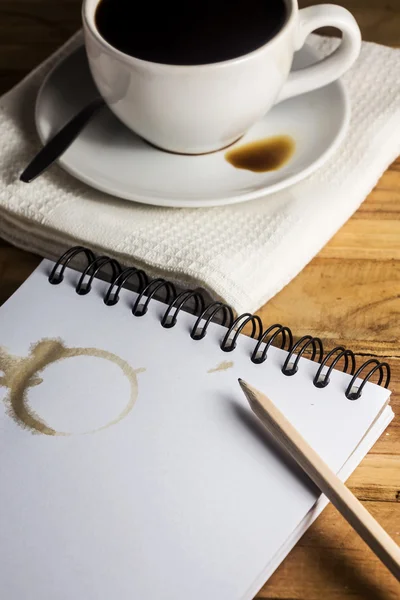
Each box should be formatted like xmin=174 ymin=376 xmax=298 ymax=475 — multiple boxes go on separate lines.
xmin=238 ymin=379 xmax=248 ymax=394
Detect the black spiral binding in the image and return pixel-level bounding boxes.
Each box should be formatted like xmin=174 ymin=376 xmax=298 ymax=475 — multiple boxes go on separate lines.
xmin=49 ymin=247 xmax=391 ymax=400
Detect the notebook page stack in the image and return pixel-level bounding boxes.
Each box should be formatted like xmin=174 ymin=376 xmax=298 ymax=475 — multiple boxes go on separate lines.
xmin=0 ymin=259 xmax=393 ymax=600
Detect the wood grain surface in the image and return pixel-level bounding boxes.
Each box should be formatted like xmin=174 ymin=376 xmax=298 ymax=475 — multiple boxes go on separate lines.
xmin=0 ymin=1 xmax=399 ymax=599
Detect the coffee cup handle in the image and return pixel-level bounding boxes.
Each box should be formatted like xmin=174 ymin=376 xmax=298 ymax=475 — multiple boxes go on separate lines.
xmin=275 ymin=4 xmax=361 ymax=104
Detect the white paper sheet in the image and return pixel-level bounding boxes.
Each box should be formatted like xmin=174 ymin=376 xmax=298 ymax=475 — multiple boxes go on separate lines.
xmin=0 ymin=261 xmax=392 ymax=599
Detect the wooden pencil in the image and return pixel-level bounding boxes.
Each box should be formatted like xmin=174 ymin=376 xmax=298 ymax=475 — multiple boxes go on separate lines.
xmin=238 ymin=378 xmax=400 ymax=581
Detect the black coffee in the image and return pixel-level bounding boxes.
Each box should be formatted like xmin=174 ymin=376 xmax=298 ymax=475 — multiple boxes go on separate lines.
xmin=95 ymin=0 xmax=287 ymax=65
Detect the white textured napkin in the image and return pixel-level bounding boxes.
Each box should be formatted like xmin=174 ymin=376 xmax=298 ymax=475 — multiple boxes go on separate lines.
xmin=0 ymin=33 xmax=399 ymax=313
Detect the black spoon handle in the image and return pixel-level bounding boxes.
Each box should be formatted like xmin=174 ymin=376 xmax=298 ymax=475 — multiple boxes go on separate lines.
xmin=20 ymin=98 xmax=105 ymax=183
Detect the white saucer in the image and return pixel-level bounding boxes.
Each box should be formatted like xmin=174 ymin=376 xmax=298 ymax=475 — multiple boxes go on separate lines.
xmin=36 ymin=45 xmax=349 ymax=208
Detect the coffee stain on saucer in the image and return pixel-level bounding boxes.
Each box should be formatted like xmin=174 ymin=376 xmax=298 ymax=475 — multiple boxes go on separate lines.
xmin=208 ymin=361 xmax=234 ymax=373
xmin=0 ymin=339 xmax=145 ymax=436
xmin=225 ymin=135 xmax=295 ymax=172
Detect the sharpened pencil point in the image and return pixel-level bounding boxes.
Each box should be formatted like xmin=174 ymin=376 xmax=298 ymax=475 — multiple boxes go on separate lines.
xmin=238 ymin=378 xmax=247 ymax=392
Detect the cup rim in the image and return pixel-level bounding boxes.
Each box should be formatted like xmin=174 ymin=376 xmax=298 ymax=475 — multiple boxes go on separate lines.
xmin=82 ymin=0 xmax=295 ymax=71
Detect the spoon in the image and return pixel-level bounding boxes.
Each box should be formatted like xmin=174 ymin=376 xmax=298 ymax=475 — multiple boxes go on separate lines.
xmin=20 ymin=97 xmax=105 ymax=183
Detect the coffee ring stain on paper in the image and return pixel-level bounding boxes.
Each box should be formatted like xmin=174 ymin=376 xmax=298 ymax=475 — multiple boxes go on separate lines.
xmin=0 ymin=339 xmax=145 ymax=436
xmin=225 ymin=135 xmax=295 ymax=172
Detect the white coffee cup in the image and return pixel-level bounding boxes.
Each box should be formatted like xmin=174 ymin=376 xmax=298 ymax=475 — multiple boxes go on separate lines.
xmin=82 ymin=0 xmax=361 ymax=155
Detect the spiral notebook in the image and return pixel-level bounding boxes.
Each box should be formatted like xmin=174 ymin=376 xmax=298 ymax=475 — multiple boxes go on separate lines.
xmin=0 ymin=248 xmax=393 ymax=600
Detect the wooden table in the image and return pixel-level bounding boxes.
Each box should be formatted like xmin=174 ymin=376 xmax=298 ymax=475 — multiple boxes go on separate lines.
xmin=0 ymin=1 xmax=399 ymax=598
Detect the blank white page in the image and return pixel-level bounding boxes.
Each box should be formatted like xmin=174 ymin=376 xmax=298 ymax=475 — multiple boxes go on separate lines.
xmin=0 ymin=261 xmax=392 ymax=600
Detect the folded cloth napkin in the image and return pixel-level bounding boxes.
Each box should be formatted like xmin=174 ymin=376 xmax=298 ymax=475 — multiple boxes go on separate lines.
xmin=0 ymin=33 xmax=399 ymax=313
